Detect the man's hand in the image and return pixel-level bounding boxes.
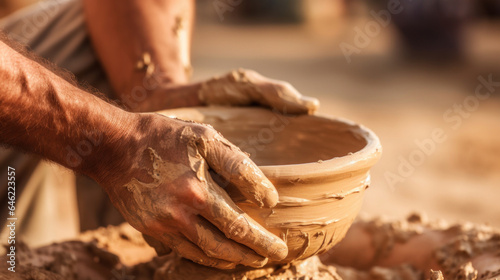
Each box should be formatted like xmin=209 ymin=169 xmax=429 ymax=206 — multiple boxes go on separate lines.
xmin=0 ymin=36 xmax=287 ymax=270
xmin=197 ymin=69 xmax=319 ymax=115
xmin=99 ymin=113 xmax=288 ymax=269
xmin=83 ymin=1 xmax=319 ymax=114
xmin=117 ymin=68 xmax=320 ymax=114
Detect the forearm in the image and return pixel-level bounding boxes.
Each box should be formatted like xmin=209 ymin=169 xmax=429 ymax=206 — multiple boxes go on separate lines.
xmin=83 ymin=0 xmax=196 ymax=111
xmin=0 ymin=39 xmax=138 ymax=183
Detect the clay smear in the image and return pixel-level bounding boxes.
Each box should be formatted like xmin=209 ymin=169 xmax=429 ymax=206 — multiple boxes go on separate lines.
xmin=122 ymin=124 xmax=218 ymax=209
xmin=123 ymin=147 xmax=192 ymax=211
xmin=135 ymin=52 xmax=155 ymax=77
xmin=198 ymin=70 xmax=256 ymax=106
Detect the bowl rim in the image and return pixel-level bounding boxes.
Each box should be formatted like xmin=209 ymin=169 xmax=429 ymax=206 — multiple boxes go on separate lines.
xmin=259 ymin=113 xmax=382 ymax=181
xmin=158 ymin=107 xmax=382 ymax=182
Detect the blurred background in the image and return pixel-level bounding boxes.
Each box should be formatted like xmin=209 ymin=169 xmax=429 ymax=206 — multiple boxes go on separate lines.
xmin=2 ymin=0 xmax=499 ymax=227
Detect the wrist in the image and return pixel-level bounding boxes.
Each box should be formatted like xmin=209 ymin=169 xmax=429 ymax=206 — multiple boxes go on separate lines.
xmin=113 ymin=55 xmax=190 ymax=112
xmin=118 ymin=81 xmax=203 ymax=112
xmin=78 ymin=108 xmax=144 ymax=187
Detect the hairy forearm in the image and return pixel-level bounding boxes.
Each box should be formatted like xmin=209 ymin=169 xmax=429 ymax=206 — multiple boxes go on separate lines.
xmin=83 ymin=0 xmax=196 ymax=111
xmin=0 ymin=39 xmax=138 ymax=182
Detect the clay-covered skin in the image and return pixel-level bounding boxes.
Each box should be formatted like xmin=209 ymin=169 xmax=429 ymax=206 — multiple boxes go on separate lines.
xmin=101 ymin=113 xmax=288 ymax=270
xmin=158 ymin=107 xmax=382 ymax=263
xmin=198 ymin=69 xmax=319 ymax=115
xmin=1 ymin=223 xmax=160 ymax=280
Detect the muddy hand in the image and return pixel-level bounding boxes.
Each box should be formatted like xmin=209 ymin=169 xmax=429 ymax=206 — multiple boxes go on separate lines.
xmin=198 ymin=69 xmax=319 ymax=114
xmin=103 ymin=113 xmax=287 ymax=269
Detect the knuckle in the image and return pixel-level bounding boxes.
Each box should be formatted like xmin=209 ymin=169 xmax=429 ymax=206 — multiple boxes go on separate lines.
xmin=234 ymin=159 xmax=249 ymax=173
xmin=192 ymin=123 xmax=216 ymax=139
xmin=228 ymin=158 xmax=253 ymax=181
xmin=225 ymin=214 xmax=250 ymax=240
xmin=181 ymin=184 xmax=208 ymax=210
xmin=280 ymin=81 xmax=291 ymax=88
xmin=192 ymin=193 xmax=208 ymax=210
xmin=191 ymin=125 xmax=218 ymax=155
xmin=278 ymin=82 xmax=295 ymax=94
xmin=180 ymin=184 xmax=198 ymax=199
xmin=202 ymin=239 xmax=228 ymax=258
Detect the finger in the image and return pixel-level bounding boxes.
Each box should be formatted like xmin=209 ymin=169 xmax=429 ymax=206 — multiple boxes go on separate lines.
xmin=260 ymin=82 xmax=320 ymax=115
xmin=198 ymin=174 xmax=288 ymax=261
xmin=198 ymin=131 xmax=279 ymax=208
xmin=240 ymin=69 xmax=319 ymax=114
xmin=182 ymin=215 xmax=268 ymax=268
xmin=208 ymin=169 xmax=246 ymax=204
xmin=165 ymin=233 xmax=236 ymax=270
xmin=142 ymin=234 xmax=172 ymax=256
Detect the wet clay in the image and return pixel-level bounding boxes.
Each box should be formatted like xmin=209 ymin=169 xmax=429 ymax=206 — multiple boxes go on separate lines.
xmin=2 ymin=223 xmax=162 ymax=280
xmin=363 ymin=213 xmax=428 ymax=262
xmin=123 ymin=147 xmax=193 ymax=211
xmin=435 ymin=223 xmax=500 ymax=279
xmin=158 ymin=107 xmax=382 ymax=263
xmin=155 ymin=255 xmax=342 ymax=280
xmin=136 ymin=52 xmax=155 ymax=77
xmin=334 ymin=263 xmax=423 ymax=280
xmin=322 ymin=213 xmax=500 ymax=280
xmin=7 ymin=218 xmax=500 ymax=280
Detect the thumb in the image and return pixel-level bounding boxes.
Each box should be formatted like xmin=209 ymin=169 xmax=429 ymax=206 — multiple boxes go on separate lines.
xmin=197 ymin=131 xmax=279 ymax=208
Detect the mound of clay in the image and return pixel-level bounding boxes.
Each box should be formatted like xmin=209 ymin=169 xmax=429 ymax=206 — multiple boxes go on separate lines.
xmin=2 ymin=214 xmax=499 ymax=280
xmin=0 ymin=223 xmax=163 ymax=280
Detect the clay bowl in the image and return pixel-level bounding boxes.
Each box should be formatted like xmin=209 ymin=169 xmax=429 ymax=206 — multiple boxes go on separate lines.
xmin=159 ymin=107 xmax=382 ymax=263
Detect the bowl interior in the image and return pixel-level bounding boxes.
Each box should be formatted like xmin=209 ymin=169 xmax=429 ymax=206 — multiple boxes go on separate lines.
xmin=161 ymin=107 xmax=371 ymax=167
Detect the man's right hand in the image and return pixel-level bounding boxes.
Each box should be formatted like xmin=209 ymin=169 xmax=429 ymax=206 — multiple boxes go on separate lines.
xmin=97 ymin=113 xmax=288 ymax=269
xmin=0 ymin=35 xmax=287 ymax=270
